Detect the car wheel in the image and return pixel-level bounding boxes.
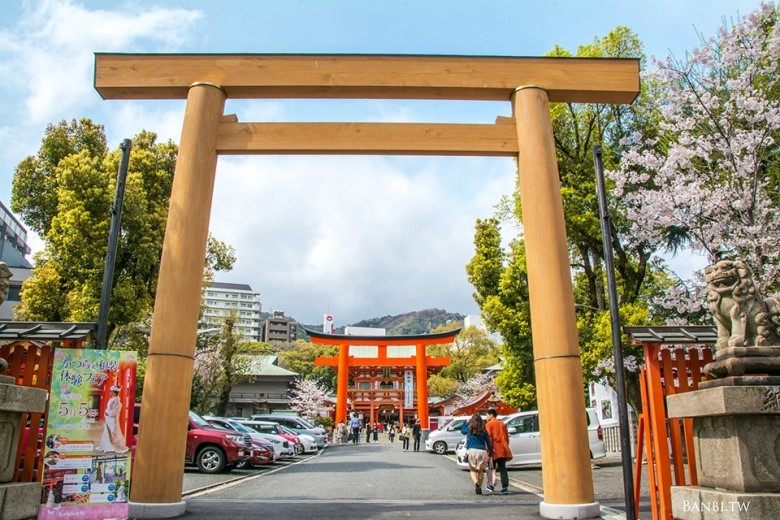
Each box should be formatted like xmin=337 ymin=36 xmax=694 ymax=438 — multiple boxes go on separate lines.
xmin=295 ymin=443 xmax=304 ymax=455
xmin=197 ymin=446 xmax=227 ymax=474
xmin=433 ymin=441 xmax=447 ymax=455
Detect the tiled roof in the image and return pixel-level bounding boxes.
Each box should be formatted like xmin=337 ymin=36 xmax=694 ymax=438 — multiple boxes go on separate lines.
xmin=239 ymin=354 xmax=298 ymax=377
xmin=0 ymin=321 xmax=96 ymax=341
xmin=209 ymin=281 xmax=254 ymax=292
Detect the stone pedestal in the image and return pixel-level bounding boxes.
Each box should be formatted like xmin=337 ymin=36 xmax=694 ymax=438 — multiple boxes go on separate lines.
xmin=0 ymin=381 xmax=48 ymax=520
xmin=666 ymin=385 xmax=780 ymax=520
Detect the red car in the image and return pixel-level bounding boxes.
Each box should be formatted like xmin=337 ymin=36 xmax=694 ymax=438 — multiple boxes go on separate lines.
xmin=134 ymin=405 xmax=251 ymax=473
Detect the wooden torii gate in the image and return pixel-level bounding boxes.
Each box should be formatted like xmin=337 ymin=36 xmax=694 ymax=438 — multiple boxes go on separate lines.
xmin=94 ymin=53 xmax=639 ymax=519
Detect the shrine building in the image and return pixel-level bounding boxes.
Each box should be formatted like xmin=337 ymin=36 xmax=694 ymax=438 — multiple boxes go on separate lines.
xmin=310 ymin=328 xmax=456 ymax=429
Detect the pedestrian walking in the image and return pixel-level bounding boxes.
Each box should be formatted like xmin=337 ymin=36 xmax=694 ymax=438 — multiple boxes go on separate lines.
xmin=366 ymin=423 xmax=372 ymax=443
xmin=388 ymin=424 xmax=396 ymax=443
xmin=372 ymin=424 xmax=379 ymax=442
xmin=349 ymin=414 xmax=361 ymax=444
xmin=412 ymin=420 xmax=422 ymax=452
xmin=460 ymin=414 xmax=493 ymax=495
xmin=400 ymin=423 xmax=411 ymax=450
xmin=336 ymin=421 xmax=346 ymax=445
xmin=485 ymin=408 xmax=512 ymax=494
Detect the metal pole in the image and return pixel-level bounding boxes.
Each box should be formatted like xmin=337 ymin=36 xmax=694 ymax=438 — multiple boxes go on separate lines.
xmin=96 ymin=139 xmax=132 ymax=349
xmin=593 ymin=145 xmax=636 ymax=519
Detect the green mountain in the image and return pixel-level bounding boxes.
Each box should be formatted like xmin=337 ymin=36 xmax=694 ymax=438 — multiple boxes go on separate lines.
xmin=301 ymin=308 xmax=464 ymax=337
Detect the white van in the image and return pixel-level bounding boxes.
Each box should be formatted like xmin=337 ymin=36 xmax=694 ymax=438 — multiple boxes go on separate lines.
xmin=454 ymin=408 xmax=606 ymax=467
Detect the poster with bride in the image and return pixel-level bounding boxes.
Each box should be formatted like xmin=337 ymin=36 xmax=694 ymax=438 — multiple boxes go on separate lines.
xmin=38 ymin=348 xmax=137 ymax=520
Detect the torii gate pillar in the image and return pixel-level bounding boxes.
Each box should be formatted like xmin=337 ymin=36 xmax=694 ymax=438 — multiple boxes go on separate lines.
xmin=513 ymin=86 xmax=598 ymax=518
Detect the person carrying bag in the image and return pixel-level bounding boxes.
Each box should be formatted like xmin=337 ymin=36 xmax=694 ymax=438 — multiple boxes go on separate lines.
xmin=460 ymin=414 xmax=493 ymax=495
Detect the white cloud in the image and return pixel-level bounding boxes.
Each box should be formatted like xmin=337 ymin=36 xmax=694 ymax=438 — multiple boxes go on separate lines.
xmin=210 ymin=155 xmax=514 ymax=325
xmin=0 ymin=0 xmax=201 ymax=123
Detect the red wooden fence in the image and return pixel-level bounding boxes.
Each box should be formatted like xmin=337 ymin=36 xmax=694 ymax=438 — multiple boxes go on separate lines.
xmin=634 ymin=343 xmax=713 ymax=520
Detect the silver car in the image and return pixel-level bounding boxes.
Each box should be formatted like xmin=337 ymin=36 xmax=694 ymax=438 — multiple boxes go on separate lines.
xmin=424 ymin=416 xmax=472 ymax=454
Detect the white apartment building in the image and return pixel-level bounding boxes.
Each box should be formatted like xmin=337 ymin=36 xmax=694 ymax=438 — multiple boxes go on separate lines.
xmin=202 ymin=282 xmax=262 ymax=341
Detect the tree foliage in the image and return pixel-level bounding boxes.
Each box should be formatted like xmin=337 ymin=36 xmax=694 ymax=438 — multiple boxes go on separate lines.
xmin=190 ymin=313 xmax=247 ymax=415
xmin=428 ymin=325 xmax=499 ymax=383
xmin=289 ymin=377 xmax=329 ymax=419
xmin=277 ymin=340 xmax=339 ymax=391
xmin=466 ymin=219 xmax=535 ymax=409
xmin=11 ymin=119 xmax=234 ymax=337
xmin=611 ymin=3 xmax=780 ymax=313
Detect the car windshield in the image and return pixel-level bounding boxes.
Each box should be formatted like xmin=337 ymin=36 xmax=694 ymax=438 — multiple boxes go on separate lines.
xmin=189 ymin=411 xmax=211 ymax=429
xmin=297 ymin=419 xmax=316 ymax=428
xmin=229 ymin=421 xmax=255 ymax=434
xmin=280 ymin=426 xmax=298 ymax=436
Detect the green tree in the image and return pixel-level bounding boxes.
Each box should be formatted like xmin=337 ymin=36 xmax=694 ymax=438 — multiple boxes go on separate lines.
xmin=427 ymin=374 xmax=459 ymax=398
xmin=190 ymin=312 xmax=248 ymax=415
xmin=277 ymin=340 xmax=339 ymax=391
xmin=466 ymin=219 xmax=535 ymax=409
xmin=429 ymin=325 xmax=499 ymax=383
xmin=12 ymin=119 xmax=234 ymax=337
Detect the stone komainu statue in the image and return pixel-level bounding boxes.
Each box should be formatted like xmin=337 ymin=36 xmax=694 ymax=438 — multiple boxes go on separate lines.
xmin=705 ymin=259 xmax=780 ymax=351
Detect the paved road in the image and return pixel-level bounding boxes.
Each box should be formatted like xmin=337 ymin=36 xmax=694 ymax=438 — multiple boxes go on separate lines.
xmin=182 ymin=442 xmax=642 ymax=519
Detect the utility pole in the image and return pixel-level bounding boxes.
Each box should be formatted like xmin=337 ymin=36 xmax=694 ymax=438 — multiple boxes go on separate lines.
xmin=593 ymin=145 xmax=636 ymax=520
xmin=96 ymin=139 xmax=131 ymax=349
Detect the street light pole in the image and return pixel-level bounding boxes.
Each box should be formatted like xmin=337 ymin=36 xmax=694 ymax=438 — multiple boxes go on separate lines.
xmin=593 ymin=145 xmax=636 ymax=520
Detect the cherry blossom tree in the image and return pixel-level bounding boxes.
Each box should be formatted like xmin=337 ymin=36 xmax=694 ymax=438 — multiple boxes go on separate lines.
xmin=453 ymin=373 xmax=497 ymax=406
xmin=289 ymin=377 xmax=328 ymax=419
xmin=610 ymin=3 xmax=780 ymax=315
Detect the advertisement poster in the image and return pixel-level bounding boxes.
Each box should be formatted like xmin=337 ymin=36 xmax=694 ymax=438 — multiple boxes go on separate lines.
xmin=38 ymin=349 xmax=137 ymax=520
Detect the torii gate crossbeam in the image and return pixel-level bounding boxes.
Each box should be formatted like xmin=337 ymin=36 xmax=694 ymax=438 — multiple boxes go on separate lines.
xmin=93 ymin=53 xmax=639 ymax=520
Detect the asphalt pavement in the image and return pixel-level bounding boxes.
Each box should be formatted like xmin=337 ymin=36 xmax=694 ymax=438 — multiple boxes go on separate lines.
xmin=179 ymin=442 xmax=647 ymax=519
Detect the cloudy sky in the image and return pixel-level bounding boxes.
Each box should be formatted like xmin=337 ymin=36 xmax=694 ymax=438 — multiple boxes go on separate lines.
xmin=0 ymin=0 xmax=758 ymax=325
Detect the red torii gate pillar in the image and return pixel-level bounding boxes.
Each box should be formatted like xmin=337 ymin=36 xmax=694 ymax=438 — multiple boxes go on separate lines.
xmin=415 ymin=342 xmax=429 ymax=428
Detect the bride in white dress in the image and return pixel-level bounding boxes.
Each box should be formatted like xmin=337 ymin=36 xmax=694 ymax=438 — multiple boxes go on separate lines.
xmin=99 ymin=385 xmax=129 ymax=453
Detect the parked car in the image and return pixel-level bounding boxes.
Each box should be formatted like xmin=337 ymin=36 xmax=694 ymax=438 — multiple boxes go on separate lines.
xmin=133 ymin=406 xmax=251 ymax=474
xmin=204 ymin=417 xmax=277 ymax=466
xmin=454 ymin=408 xmax=606 ymax=469
xmin=250 ymin=414 xmax=327 ymax=448
xmin=424 ymin=416 xmax=473 ymax=455
xmin=235 ymin=420 xmax=296 ymax=458
xmin=280 ymin=425 xmax=318 ymax=454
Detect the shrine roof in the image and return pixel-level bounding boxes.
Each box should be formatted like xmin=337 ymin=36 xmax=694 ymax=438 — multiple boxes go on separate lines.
xmin=623 ymin=325 xmax=717 ymax=345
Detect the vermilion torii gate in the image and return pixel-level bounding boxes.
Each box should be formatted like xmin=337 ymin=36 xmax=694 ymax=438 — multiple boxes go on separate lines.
xmin=93 ymin=53 xmax=639 ymax=519
xmin=309 ymin=328 xmax=457 ymax=428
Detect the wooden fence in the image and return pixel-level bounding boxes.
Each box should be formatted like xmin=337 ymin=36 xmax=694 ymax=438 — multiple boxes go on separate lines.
xmin=634 ymin=343 xmax=713 ymax=520
xmin=1 ymin=338 xmax=84 ymax=483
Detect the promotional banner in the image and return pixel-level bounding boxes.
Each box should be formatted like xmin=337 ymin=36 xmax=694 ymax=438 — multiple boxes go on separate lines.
xmin=403 ymin=369 xmax=414 ymax=408
xmin=38 ymin=349 xmax=137 ymax=520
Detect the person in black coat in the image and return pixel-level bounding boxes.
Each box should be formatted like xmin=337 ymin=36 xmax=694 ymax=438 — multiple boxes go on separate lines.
xmin=412 ymin=420 xmax=422 ymax=451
